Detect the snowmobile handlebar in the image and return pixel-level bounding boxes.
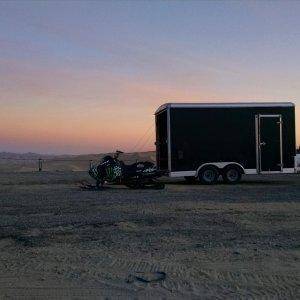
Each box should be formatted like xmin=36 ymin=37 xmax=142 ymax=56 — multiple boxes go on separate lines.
xmin=113 ymin=150 xmax=124 ymax=159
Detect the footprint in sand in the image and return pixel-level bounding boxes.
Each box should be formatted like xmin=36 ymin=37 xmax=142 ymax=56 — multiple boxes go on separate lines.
xmin=126 ymin=271 xmax=166 ymax=286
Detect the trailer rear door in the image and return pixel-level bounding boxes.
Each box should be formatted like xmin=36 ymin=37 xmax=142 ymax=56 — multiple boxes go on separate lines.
xmin=257 ymin=115 xmax=283 ymax=172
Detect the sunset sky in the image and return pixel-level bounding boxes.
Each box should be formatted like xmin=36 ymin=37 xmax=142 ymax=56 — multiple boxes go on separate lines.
xmin=0 ymin=1 xmax=299 ymax=154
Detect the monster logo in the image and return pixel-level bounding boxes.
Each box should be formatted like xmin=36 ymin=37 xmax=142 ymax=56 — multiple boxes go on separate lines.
xmin=106 ymin=165 xmax=122 ymax=181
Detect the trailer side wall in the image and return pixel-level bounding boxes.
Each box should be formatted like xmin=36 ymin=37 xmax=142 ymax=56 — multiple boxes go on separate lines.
xmin=169 ymin=106 xmax=295 ymax=172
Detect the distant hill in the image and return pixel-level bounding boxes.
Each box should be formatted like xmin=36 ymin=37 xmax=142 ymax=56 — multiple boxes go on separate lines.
xmin=0 ymin=152 xmax=75 ymax=160
xmin=0 ymin=151 xmax=156 ymax=172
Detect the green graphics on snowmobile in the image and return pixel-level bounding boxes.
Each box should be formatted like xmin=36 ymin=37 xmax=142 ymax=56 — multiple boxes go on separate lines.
xmin=89 ymin=166 xmax=100 ymax=180
xmin=86 ymin=151 xmax=164 ymax=190
xmin=106 ymin=165 xmax=122 ymax=181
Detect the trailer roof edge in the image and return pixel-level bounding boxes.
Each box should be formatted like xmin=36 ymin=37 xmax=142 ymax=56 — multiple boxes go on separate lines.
xmin=155 ymin=102 xmax=295 ymax=114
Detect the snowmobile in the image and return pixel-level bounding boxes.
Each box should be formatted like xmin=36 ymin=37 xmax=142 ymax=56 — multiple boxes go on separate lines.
xmin=82 ymin=150 xmax=165 ymax=190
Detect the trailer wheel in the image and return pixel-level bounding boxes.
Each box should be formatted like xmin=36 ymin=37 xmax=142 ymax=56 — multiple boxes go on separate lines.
xmin=222 ymin=166 xmax=242 ymax=184
xmin=198 ymin=166 xmax=219 ymax=185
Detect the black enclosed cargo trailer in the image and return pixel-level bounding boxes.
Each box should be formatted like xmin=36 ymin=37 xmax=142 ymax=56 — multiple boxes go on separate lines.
xmin=155 ymin=102 xmax=296 ymax=184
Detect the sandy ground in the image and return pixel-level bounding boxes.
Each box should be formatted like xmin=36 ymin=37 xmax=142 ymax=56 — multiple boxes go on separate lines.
xmin=0 ymin=171 xmax=299 ymax=299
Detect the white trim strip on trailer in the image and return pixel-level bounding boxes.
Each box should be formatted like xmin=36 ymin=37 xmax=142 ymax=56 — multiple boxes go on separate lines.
xmin=255 ymin=115 xmax=260 ymax=173
xmin=167 ymin=106 xmax=171 ymax=173
xmin=169 ymin=171 xmax=196 ymax=177
xmin=258 ymin=114 xmax=282 ymax=118
xmin=169 ymin=168 xmax=295 ymax=177
xmin=244 ymin=169 xmax=257 ymax=175
xmin=195 ymin=162 xmax=245 ymax=174
xmin=280 ymin=168 xmax=295 ymax=174
xmin=169 ymin=170 xmax=257 ymax=177
xmin=155 ymin=102 xmax=294 ymax=114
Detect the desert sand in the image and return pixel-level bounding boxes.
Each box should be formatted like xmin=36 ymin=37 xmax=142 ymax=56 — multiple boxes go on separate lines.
xmin=0 ymin=171 xmax=299 ymax=299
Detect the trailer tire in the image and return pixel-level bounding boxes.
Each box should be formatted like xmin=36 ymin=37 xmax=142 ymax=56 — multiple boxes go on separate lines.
xmin=222 ymin=166 xmax=242 ymax=184
xmin=198 ymin=166 xmax=219 ymax=185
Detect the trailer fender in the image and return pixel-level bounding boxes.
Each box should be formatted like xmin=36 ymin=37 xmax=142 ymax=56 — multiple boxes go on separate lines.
xmin=196 ymin=162 xmax=245 ymax=176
